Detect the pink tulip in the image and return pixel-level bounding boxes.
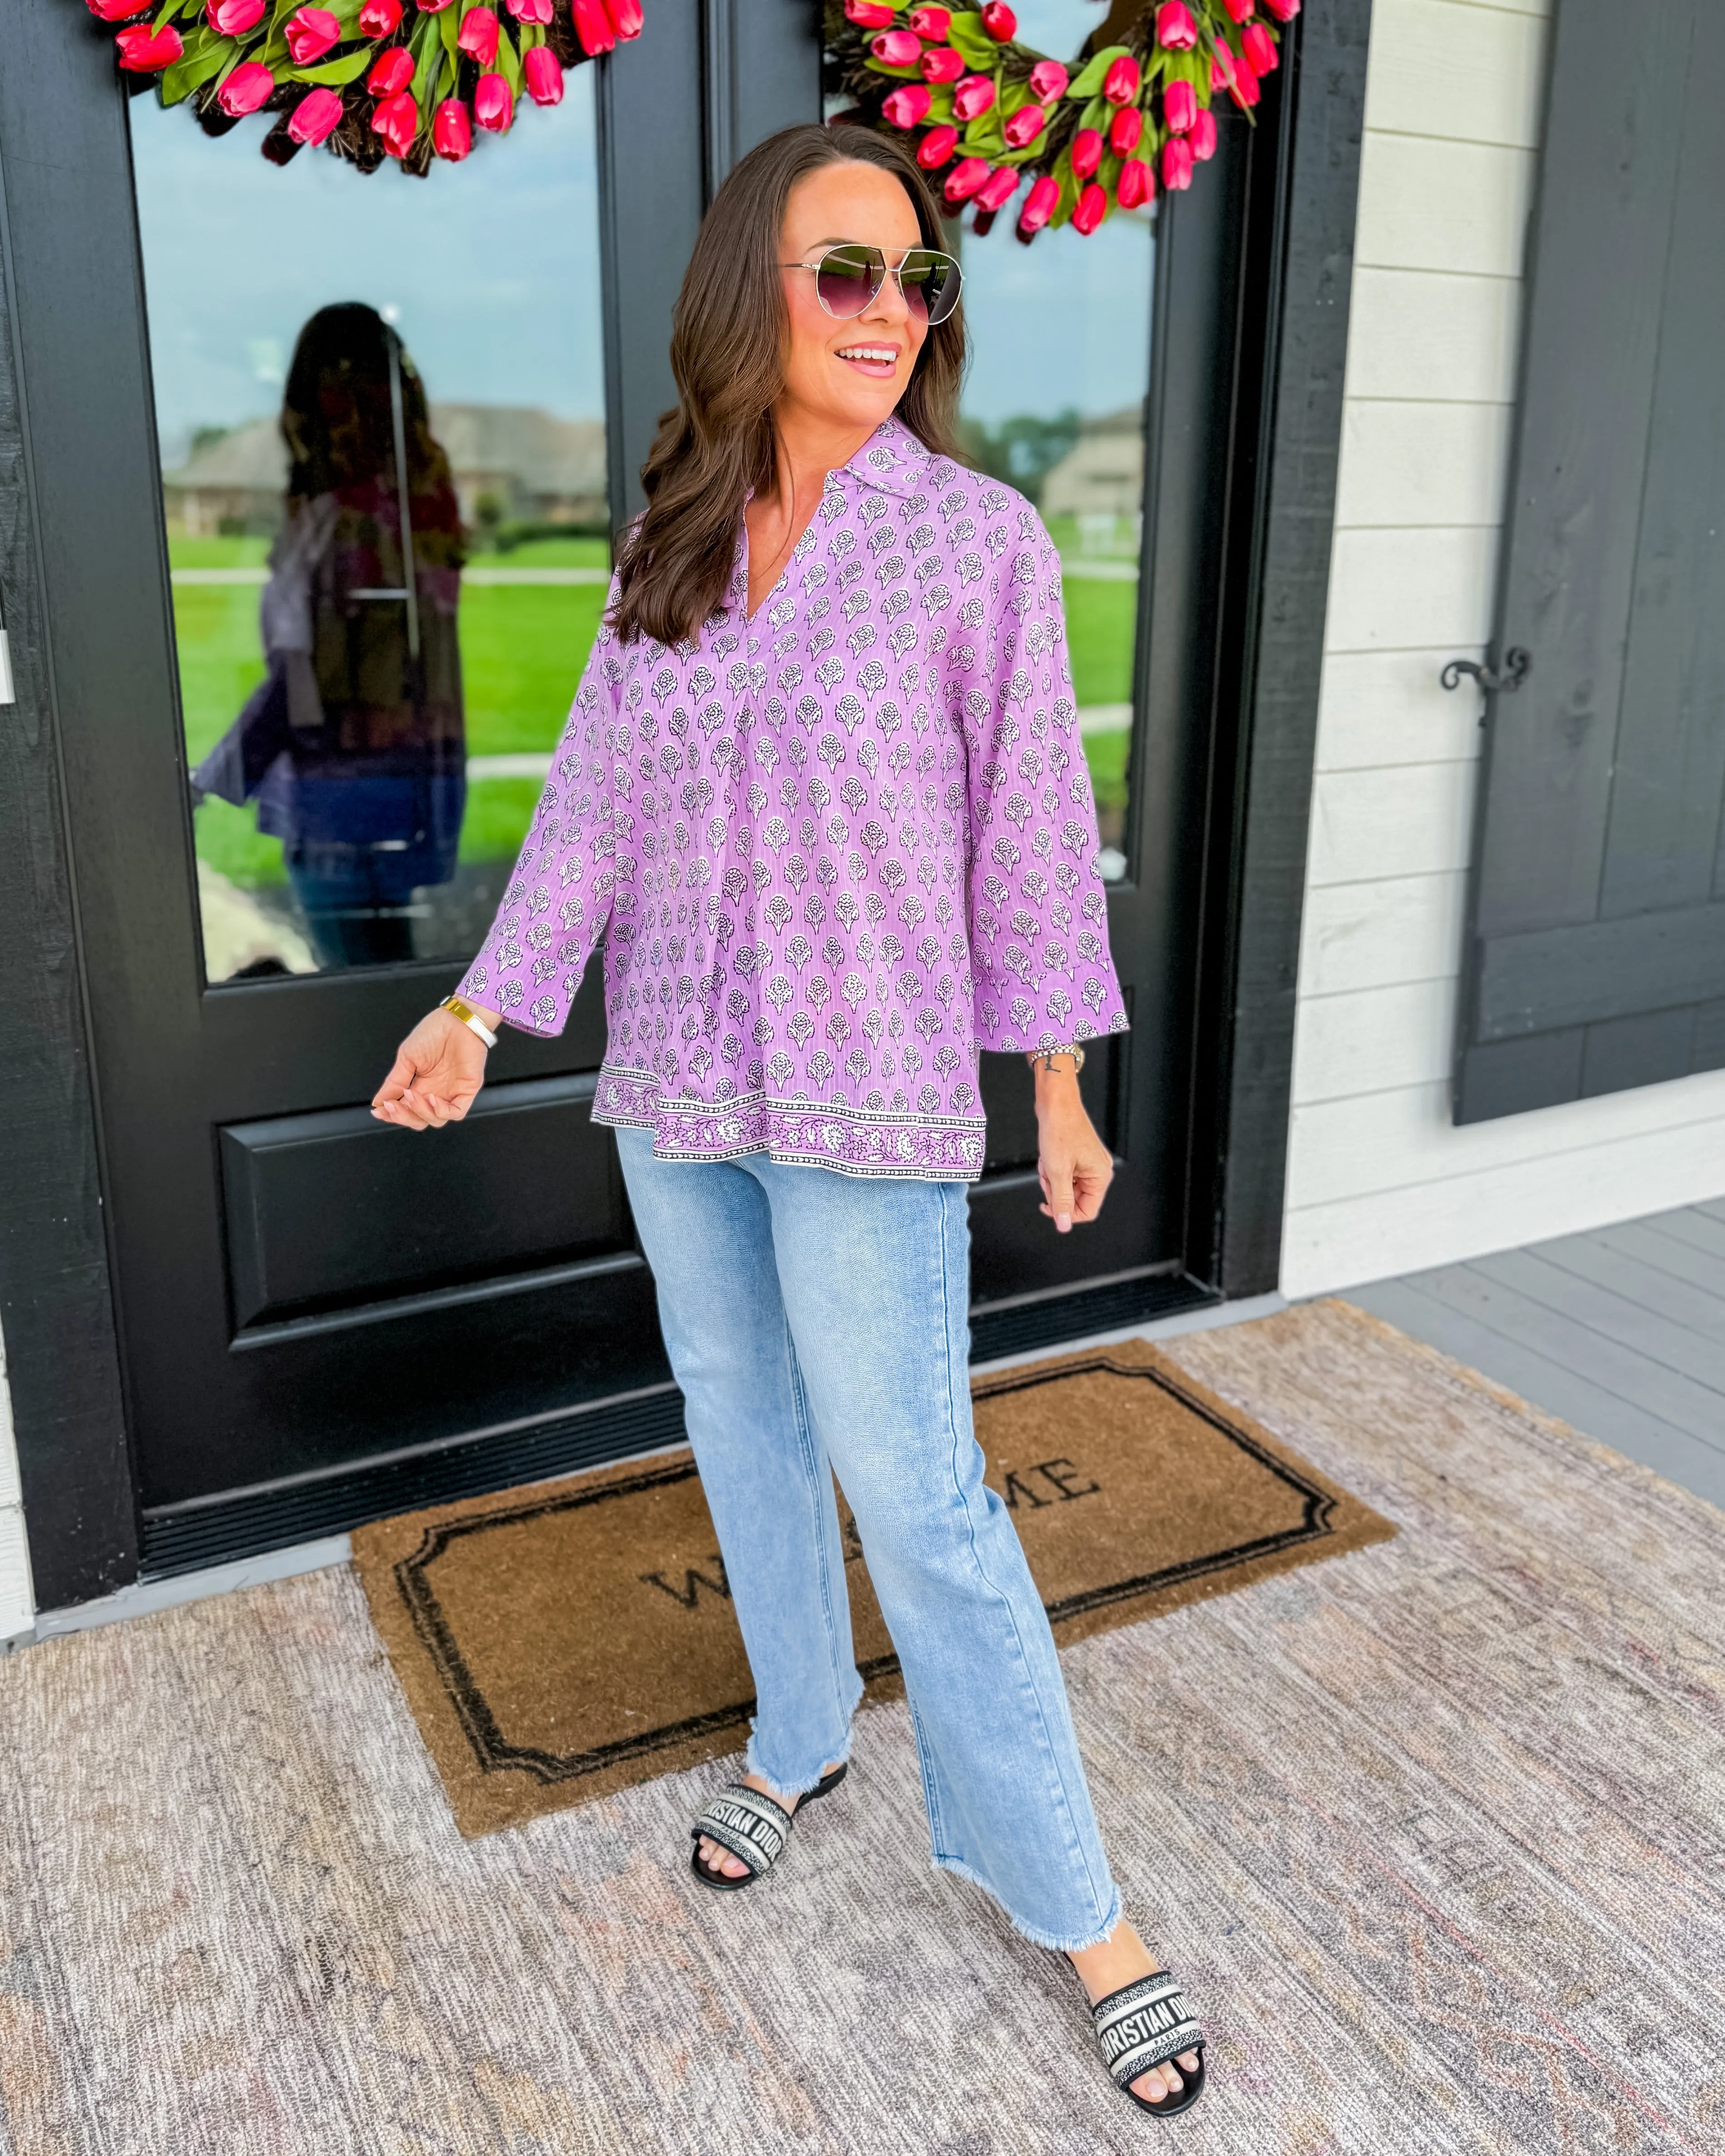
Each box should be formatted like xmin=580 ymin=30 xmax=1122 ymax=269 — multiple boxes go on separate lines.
xmin=432 ymin=96 xmax=472 ymax=158
xmin=980 ymin=1 xmax=1016 ymax=37
xmin=570 ymin=0 xmax=613 ymax=50
xmin=475 ymin=72 xmax=514 ymax=128
xmin=1102 ymin=53 xmax=1140 ymax=104
xmin=457 ymin=6 xmax=498 ymax=62
xmin=206 ymin=0 xmax=264 ymax=31
xmin=1069 ymin=126 xmax=1102 ymax=180
xmin=882 ymin=83 xmax=932 ymax=128
xmin=416 ymin=0 xmax=453 ymax=10
xmin=87 ymin=0 xmax=149 ymax=19
xmin=524 ymin=45 xmax=563 ymax=104
xmin=1028 ymin=58 xmax=1067 ymax=103
xmin=372 ymin=88 xmax=418 ymax=154
xmin=844 ymin=0 xmax=894 ymax=24
xmin=1116 ymin=156 xmax=1154 ymax=210
xmin=603 ymin=0 xmax=644 ymax=33
xmin=1189 ymin=107 xmax=1217 ymax=158
xmin=1163 ymin=79 xmax=1196 ymax=132
xmin=284 ymin=6 xmax=341 ymax=62
xmin=1071 ymin=181 xmax=1107 ymax=236
xmin=1262 ymin=0 xmax=1298 ymax=17
xmin=952 ymin=73 xmax=996 ymax=120
xmin=114 ymin=21 xmax=182 ymax=65
xmin=943 ymin=158 xmax=991 ymax=204
xmin=1003 ymin=102 xmax=1047 ymax=148
xmin=1242 ymin=22 xmax=1278 ymax=71
xmin=218 ymin=61 xmax=275 ymax=116
xmin=1209 ymin=44 xmax=1234 ymax=90
xmin=288 ymin=86 xmax=344 ymax=143
xmin=908 ymin=5 xmax=951 ymax=35
xmin=917 ymin=124 xmax=959 ymax=167
xmin=1155 ymin=2 xmax=1199 ymax=50
xmin=357 ymin=0 xmax=400 ymax=31
xmin=1224 ymin=0 xmax=1254 ymax=17
xmin=1015 ymin=172 xmax=1056 ymax=233
xmin=1160 ymin=135 xmax=1194 ymax=189
xmin=506 ymin=0 xmax=552 ymax=20
xmin=975 ymin=165 xmax=1020 ymax=213
xmin=871 ymin=30 xmax=922 ymax=66
xmin=1109 ymin=104 xmax=1141 ymax=153
xmin=919 ymin=45 xmax=966 ymax=84
xmin=367 ymin=45 xmax=413 ymax=94
xmin=1229 ymin=57 xmax=1261 ymax=107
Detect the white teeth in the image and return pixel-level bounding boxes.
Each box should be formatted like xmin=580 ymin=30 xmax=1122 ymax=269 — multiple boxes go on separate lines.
xmin=837 ymin=346 xmax=897 ymax=362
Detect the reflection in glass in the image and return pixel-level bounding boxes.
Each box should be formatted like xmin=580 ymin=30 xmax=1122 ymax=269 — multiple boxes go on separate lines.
xmin=129 ymin=81 xmax=609 ymax=981
xmin=948 ymin=0 xmax=1156 ymax=879
xmin=191 ymin=306 xmax=466 ymax=968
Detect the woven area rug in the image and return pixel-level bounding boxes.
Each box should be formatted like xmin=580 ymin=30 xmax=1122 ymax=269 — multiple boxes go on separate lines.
xmin=1 ymin=1300 xmax=1720 ymax=2155
xmin=351 ymin=1339 xmax=1395 ymax=1834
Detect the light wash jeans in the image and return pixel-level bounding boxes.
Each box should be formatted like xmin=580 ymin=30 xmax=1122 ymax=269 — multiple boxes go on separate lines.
xmin=615 ymin=1127 xmax=1123 ymax=1952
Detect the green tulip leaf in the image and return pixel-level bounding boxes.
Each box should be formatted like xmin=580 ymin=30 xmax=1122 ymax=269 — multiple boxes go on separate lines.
xmin=288 ymin=46 xmax=373 ymax=83
xmin=160 ymin=38 xmax=231 ymax=105
xmin=496 ymin=26 xmax=523 ymax=93
xmin=946 ymin=13 xmax=1003 ymax=70
xmin=1066 ymin=44 xmax=1130 ymax=102
xmin=862 ymin=55 xmax=923 ymax=81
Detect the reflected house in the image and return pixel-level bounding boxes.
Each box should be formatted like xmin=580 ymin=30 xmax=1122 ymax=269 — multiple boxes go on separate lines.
xmin=1040 ymin=406 xmax=1144 ymax=553
xmin=162 ymin=403 xmax=607 ymax=535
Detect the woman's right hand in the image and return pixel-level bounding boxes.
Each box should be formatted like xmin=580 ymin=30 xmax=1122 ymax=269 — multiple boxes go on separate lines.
xmin=371 ymin=1005 xmax=498 ymax=1131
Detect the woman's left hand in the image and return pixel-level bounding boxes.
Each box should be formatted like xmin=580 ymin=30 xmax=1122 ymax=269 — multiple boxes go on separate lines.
xmin=1031 ymin=1061 xmax=1114 ymax=1233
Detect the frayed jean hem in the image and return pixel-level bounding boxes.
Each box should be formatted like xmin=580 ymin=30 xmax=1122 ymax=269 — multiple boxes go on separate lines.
xmin=932 ymin=1853 xmax=1123 ymax=1954
xmin=742 ymin=1721 xmax=855 ymax=1806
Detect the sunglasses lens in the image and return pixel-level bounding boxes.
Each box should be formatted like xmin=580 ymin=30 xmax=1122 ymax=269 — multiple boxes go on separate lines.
xmin=899 ymin=251 xmax=961 ymax=326
xmin=814 ymin=246 xmax=879 ymax=317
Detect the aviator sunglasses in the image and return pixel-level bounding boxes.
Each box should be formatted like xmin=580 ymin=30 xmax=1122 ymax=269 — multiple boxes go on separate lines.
xmin=781 ymin=242 xmax=963 ymax=327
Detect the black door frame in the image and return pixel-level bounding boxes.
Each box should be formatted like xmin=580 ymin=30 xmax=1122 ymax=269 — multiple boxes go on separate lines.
xmin=0 ymin=0 xmax=1369 ymax=1610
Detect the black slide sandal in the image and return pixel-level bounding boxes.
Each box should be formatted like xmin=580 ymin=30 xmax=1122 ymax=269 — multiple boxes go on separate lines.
xmin=1090 ymin=1968 xmax=1207 ymax=2119
xmin=689 ymin=1763 xmax=848 ymax=1891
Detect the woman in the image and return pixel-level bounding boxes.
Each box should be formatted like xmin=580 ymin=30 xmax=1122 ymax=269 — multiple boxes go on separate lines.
xmin=193 ymin=302 xmax=466 ymax=970
xmin=372 ymin=125 xmax=1207 ymax=2121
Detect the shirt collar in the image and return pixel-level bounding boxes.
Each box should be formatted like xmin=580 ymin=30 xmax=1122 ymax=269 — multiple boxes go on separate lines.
xmin=830 ymin=415 xmax=940 ymax=499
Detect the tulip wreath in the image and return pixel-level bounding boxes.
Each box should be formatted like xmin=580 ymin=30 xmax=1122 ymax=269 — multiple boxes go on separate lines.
xmin=826 ymin=0 xmax=1296 ymax=240
xmin=82 ymin=0 xmax=644 ymax=172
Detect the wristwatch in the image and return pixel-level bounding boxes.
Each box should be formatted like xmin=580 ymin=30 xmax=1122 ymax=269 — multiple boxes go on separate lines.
xmin=1028 ymin=1043 xmax=1086 ymax=1074
xmin=441 ymin=994 xmax=499 ymax=1049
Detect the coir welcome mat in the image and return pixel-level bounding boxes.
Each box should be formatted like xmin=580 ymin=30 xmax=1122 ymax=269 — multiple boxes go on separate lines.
xmin=353 ymin=1339 xmax=1398 ymax=1836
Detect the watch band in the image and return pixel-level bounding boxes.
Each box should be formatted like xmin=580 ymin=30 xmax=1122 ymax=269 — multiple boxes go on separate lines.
xmin=441 ymin=995 xmax=499 ymax=1049
xmin=1029 ymin=1043 xmax=1086 ymax=1074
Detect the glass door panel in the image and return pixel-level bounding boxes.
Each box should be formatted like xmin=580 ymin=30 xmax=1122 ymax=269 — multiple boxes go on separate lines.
xmin=950 ymin=1 xmax=1154 ymax=883
xmin=129 ymin=84 xmax=609 ymax=982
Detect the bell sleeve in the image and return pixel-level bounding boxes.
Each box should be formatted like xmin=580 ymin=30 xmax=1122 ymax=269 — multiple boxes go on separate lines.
xmin=456 ymin=586 xmax=624 ymax=1038
xmin=960 ymin=508 xmax=1130 ymax=1055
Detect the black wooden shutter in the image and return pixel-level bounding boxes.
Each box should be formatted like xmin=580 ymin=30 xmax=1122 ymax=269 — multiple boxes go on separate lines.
xmin=1455 ymin=0 xmax=1725 ymax=1123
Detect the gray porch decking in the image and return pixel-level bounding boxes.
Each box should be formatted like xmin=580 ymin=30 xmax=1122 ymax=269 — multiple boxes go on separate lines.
xmin=1349 ymin=1202 xmax=1725 ymax=1514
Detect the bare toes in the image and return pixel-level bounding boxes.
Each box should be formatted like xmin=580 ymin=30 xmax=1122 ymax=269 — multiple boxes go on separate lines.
xmin=1132 ymin=2068 xmax=1170 ymax=2104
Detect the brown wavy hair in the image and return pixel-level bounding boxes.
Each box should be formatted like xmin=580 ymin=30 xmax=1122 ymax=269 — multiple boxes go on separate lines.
xmin=610 ymin=123 xmax=967 ymax=648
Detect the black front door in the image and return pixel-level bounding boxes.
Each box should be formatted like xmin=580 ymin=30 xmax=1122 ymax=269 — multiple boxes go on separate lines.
xmin=9 ymin=0 xmax=1275 ymax=1576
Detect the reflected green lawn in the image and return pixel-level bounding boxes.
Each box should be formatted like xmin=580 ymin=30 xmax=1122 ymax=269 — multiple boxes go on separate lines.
xmin=173 ymin=532 xmax=1138 ymax=885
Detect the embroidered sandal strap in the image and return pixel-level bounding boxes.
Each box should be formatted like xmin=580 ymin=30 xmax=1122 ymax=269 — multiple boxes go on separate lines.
xmin=1091 ymin=1971 xmax=1205 ymax=2090
xmin=690 ymin=1782 xmax=796 ymax=1879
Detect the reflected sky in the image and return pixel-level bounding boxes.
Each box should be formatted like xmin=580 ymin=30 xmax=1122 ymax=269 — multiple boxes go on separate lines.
xmin=129 ymin=79 xmax=606 ymax=462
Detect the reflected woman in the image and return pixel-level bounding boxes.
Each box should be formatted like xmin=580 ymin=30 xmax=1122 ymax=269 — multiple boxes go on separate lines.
xmin=370 ymin=126 xmax=1206 ymax=2119
xmin=193 ymin=302 xmax=466 ymax=969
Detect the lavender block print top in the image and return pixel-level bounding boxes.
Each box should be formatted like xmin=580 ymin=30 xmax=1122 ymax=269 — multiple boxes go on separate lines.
xmin=457 ymin=416 xmax=1128 ymax=1180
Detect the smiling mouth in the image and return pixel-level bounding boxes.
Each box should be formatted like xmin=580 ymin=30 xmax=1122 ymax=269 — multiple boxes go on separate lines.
xmin=835 ymin=344 xmax=900 ymax=372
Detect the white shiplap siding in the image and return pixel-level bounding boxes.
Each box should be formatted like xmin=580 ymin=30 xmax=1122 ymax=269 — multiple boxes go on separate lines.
xmin=1282 ymin=0 xmax=1725 ymax=1297
xmin=0 ymin=1328 xmax=34 ymax=1642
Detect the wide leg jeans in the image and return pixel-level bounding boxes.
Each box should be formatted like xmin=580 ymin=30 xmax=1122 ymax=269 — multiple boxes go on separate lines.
xmin=615 ymin=1127 xmax=1122 ymax=1952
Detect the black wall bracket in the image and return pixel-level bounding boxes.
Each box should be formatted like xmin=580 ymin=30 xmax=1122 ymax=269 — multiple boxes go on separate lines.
xmin=1441 ymin=648 xmax=1530 ymax=694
